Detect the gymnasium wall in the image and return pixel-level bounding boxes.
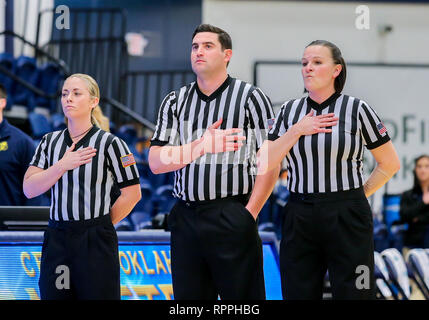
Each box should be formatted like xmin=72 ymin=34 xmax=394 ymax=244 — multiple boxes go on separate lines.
xmin=203 ymin=0 xmax=429 ymax=213
xmin=203 ymin=0 xmax=429 ymax=82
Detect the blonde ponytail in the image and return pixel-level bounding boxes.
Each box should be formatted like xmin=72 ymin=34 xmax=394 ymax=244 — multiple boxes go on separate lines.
xmin=91 ymin=105 xmax=110 ymax=132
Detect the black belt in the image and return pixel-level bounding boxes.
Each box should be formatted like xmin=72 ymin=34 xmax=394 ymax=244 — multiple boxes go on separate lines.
xmin=289 ymin=187 xmax=365 ymax=203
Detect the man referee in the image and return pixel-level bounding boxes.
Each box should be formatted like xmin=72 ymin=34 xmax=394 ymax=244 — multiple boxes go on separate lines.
xmin=149 ymin=24 xmax=279 ymax=300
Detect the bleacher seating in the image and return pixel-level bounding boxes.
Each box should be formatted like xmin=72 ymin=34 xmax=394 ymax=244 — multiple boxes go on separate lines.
xmin=117 ymin=124 xmax=138 ymax=146
xmin=0 ymin=52 xmax=15 ymax=110
xmin=382 ymin=194 xmax=407 ymax=251
xmin=13 ymin=56 xmax=38 ymax=111
xmin=373 ymin=218 xmax=389 ymax=252
xmin=405 ymin=248 xmax=429 ymax=299
xmin=35 ymin=62 xmax=64 ymax=113
xmin=50 ymin=113 xmax=66 ymax=131
xmin=130 ymin=211 xmax=153 ymax=231
xmin=381 ymin=248 xmax=412 ymax=300
xmin=374 ymin=251 xmax=394 ymax=299
xmin=133 ymin=178 xmax=154 ymax=215
xmin=28 ymin=112 xmax=52 ymax=139
xmin=114 ymin=217 xmax=134 ymax=231
xmin=0 ymin=54 xmax=65 ymax=116
xmin=152 ymin=184 xmax=176 ymax=214
xmin=258 ymin=198 xmax=276 ymax=233
xmin=126 ymin=178 xmax=153 ymax=231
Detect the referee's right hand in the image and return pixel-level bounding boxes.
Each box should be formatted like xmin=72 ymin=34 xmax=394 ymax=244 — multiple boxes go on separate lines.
xmin=294 ymin=111 xmax=339 ymax=136
xmin=201 ymin=119 xmax=246 ymax=154
xmin=58 ymin=142 xmax=97 ymax=171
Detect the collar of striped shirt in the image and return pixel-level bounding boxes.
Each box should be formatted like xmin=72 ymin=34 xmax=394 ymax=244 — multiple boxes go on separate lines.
xmin=306 ymin=92 xmax=341 ymax=112
xmin=195 ymin=75 xmax=232 ymax=102
xmin=64 ymin=125 xmax=99 ymax=148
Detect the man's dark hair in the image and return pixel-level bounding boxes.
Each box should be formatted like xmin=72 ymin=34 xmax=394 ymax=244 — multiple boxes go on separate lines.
xmin=0 ymin=83 xmax=7 ymax=99
xmin=192 ymin=24 xmax=232 ymax=50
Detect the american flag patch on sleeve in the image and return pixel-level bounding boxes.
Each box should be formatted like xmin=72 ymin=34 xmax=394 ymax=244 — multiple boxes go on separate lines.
xmin=120 ymin=154 xmax=136 ymax=168
xmin=377 ymin=122 xmax=387 ymax=136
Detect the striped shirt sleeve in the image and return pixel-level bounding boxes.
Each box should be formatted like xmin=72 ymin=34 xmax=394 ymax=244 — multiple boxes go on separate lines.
xmin=106 ymin=136 xmax=140 ymax=189
xmin=151 ymin=91 xmax=179 ymax=147
xmin=358 ymin=101 xmax=391 ymax=150
xmin=29 ymin=134 xmax=49 ymax=169
xmin=268 ymin=101 xmax=290 ymax=141
xmin=247 ymin=88 xmax=275 ymax=150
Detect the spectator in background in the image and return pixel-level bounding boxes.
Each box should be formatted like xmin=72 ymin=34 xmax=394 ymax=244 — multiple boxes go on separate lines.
xmin=0 ymin=83 xmax=47 ymax=206
xmin=400 ymin=154 xmax=429 ymax=248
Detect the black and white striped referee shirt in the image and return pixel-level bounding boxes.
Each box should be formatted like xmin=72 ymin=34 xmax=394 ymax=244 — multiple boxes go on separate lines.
xmin=268 ymin=92 xmax=390 ymax=194
xmin=151 ymin=75 xmax=275 ymax=201
xmin=29 ymin=126 xmax=140 ymax=221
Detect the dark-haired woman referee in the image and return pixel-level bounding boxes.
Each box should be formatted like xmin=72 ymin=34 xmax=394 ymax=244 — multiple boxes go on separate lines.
xmin=23 ymin=74 xmax=141 ymax=300
xmin=254 ymin=40 xmax=400 ymax=299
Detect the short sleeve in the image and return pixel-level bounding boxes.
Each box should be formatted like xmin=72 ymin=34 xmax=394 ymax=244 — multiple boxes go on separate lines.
xmin=150 ymin=91 xmax=180 ymax=147
xmin=268 ymin=100 xmax=292 ymax=141
xmin=106 ymin=136 xmax=140 ymax=189
xmin=29 ymin=134 xmax=49 ymax=169
xmin=359 ymin=102 xmax=391 ymax=150
xmin=246 ymin=88 xmax=275 ymax=150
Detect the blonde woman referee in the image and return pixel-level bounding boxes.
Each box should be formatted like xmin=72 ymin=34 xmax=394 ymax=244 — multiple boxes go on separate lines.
xmin=23 ymin=73 xmax=141 ymax=300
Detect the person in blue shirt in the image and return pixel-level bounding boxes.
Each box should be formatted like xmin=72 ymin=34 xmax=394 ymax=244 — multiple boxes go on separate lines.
xmin=0 ymin=83 xmax=47 ymax=206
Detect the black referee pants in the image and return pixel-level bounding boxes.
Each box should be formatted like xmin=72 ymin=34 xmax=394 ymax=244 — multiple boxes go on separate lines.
xmin=168 ymin=196 xmax=265 ymax=300
xmin=39 ymin=214 xmax=120 ymax=300
xmin=280 ymin=187 xmax=376 ymax=300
